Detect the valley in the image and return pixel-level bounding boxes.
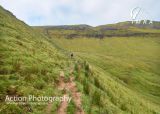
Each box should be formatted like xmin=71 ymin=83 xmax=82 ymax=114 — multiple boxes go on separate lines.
xmin=0 ymin=5 xmax=160 ymax=114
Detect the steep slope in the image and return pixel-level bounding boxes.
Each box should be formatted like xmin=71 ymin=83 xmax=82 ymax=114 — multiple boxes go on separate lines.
xmin=40 ymin=31 xmax=160 ymax=113
xmin=0 ymin=6 xmax=71 ymax=114
xmin=1 ymin=5 xmax=160 ymax=114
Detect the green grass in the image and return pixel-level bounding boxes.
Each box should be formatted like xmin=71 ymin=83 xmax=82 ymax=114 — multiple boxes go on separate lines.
xmin=0 ymin=6 xmax=72 ymax=114
xmin=67 ymin=99 xmax=76 ymax=114
xmin=1 ymin=5 xmax=160 ymax=114
xmin=49 ymin=37 xmax=160 ymax=114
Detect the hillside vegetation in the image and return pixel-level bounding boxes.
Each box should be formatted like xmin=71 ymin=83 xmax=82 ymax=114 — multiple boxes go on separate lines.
xmin=0 ymin=6 xmax=73 ymax=114
xmin=36 ymin=22 xmax=160 ymax=113
xmin=0 ymin=5 xmax=160 ymax=114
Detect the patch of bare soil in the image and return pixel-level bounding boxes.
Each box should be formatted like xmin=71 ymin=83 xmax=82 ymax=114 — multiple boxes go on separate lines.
xmin=46 ymin=71 xmax=84 ymax=114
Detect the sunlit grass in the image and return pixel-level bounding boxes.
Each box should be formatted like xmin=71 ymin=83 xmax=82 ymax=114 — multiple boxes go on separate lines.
xmin=52 ymin=36 xmax=160 ymax=113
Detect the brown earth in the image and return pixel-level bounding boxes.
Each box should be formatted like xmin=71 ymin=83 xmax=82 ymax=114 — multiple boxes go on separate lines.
xmin=46 ymin=71 xmax=84 ymax=114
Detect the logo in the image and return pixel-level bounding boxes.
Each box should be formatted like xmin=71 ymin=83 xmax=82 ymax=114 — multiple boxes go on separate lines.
xmin=131 ymin=7 xmax=153 ymax=24
xmin=4 ymin=95 xmax=72 ymax=105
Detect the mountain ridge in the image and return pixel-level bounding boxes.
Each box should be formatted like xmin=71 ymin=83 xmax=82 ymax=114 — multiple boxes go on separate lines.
xmin=1 ymin=5 xmax=160 ymax=114
xmin=34 ymin=21 xmax=160 ymax=30
xmin=34 ymin=21 xmax=160 ymax=39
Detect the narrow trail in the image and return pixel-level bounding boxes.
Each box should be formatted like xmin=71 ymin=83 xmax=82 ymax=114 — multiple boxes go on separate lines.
xmin=66 ymin=77 xmax=84 ymax=114
xmin=46 ymin=102 xmax=52 ymax=114
xmin=46 ymin=71 xmax=67 ymax=114
xmin=45 ymin=70 xmax=84 ymax=114
xmin=57 ymin=71 xmax=85 ymax=114
xmin=57 ymin=71 xmax=68 ymax=114
xmin=57 ymin=94 xmax=69 ymax=114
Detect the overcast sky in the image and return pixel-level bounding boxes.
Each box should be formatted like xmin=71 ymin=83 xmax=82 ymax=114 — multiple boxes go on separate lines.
xmin=0 ymin=0 xmax=159 ymax=26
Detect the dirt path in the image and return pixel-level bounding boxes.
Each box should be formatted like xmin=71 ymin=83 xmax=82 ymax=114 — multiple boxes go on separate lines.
xmin=56 ymin=71 xmax=68 ymax=114
xmin=46 ymin=71 xmax=66 ymax=114
xmin=46 ymin=70 xmax=84 ymax=114
xmin=66 ymin=77 xmax=84 ymax=114
xmin=57 ymin=94 xmax=69 ymax=114
xmin=46 ymin=102 xmax=52 ymax=114
xmin=57 ymin=71 xmax=84 ymax=114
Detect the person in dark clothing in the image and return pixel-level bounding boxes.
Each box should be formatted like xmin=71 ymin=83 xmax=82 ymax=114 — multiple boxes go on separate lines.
xmin=70 ymin=53 xmax=74 ymax=58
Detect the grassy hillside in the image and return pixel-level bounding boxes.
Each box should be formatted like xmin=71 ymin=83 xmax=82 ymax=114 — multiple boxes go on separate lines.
xmin=36 ymin=27 xmax=160 ymax=113
xmin=1 ymin=5 xmax=160 ymax=114
xmin=0 ymin=6 xmax=73 ymax=114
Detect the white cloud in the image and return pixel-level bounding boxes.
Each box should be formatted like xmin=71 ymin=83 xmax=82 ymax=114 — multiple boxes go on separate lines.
xmin=0 ymin=0 xmax=159 ymax=26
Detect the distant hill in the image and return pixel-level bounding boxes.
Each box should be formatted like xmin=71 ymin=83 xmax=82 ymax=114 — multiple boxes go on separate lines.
xmin=96 ymin=21 xmax=160 ymax=30
xmin=42 ymin=24 xmax=92 ymax=30
xmin=1 ymin=5 xmax=160 ymax=114
xmin=34 ymin=21 xmax=160 ymax=38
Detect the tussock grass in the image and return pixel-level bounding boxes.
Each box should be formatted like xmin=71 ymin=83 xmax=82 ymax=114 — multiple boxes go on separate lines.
xmin=0 ymin=6 xmax=71 ymax=114
xmin=52 ymin=37 xmax=160 ymax=113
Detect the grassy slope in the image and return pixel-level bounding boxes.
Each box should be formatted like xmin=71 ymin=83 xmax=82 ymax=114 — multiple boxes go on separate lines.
xmin=0 ymin=6 xmax=72 ymax=114
xmin=1 ymin=5 xmax=160 ymax=114
xmin=45 ymin=35 xmax=160 ymax=113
